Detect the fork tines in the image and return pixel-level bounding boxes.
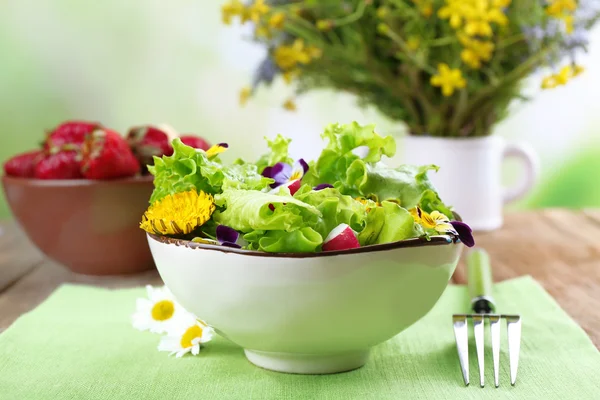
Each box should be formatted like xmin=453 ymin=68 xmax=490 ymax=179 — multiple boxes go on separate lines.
xmin=452 ymin=314 xmax=521 ymax=388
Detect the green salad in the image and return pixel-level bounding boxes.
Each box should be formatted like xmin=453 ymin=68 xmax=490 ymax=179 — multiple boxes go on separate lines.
xmin=140 ymin=122 xmax=474 ymax=252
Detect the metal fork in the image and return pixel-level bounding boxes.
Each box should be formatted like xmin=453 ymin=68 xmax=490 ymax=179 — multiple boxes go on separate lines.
xmin=452 ymin=248 xmax=522 ymax=388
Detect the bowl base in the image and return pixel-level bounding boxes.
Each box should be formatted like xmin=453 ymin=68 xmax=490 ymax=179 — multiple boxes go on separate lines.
xmin=244 ymin=349 xmax=370 ymax=374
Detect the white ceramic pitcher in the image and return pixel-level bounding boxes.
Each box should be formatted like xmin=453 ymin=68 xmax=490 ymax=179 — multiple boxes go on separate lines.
xmin=401 ymin=135 xmax=540 ymax=231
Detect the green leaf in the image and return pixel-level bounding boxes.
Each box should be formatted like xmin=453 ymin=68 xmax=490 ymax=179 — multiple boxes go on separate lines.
xmin=359 ymin=201 xmax=419 ymax=245
xmin=343 ymin=162 xmax=445 ymax=210
xmin=149 ymin=139 xmax=271 ymax=204
xmin=294 ymin=186 xmax=369 ymax=238
xmin=254 ymin=134 xmax=295 ymax=174
xmin=258 ymin=228 xmax=323 ymax=253
xmin=214 ymin=189 xmax=320 ymax=233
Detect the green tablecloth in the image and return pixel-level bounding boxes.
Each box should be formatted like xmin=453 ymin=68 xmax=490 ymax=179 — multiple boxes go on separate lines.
xmin=1 ymin=276 xmax=599 ymax=399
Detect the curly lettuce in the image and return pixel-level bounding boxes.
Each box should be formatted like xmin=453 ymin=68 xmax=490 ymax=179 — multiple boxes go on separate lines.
xmin=214 ymin=189 xmax=320 ymax=233
xmin=149 ymin=139 xmax=272 ymax=204
xmin=254 ymin=134 xmax=294 ymax=174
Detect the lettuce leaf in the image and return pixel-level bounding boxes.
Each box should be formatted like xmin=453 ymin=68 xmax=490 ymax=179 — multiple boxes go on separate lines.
xmin=304 ymin=122 xmax=396 ymax=187
xmin=294 ymin=187 xmax=368 ymax=238
xmin=358 ymin=201 xmax=420 ymax=245
xmin=149 ymin=139 xmax=272 ymax=204
xmin=254 ymin=134 xmax=294 ymax=174
xmin=257 ymin=228 xmax=323 ymax=253
xmin=214 ymin=189 xmax=320 ymax=233
xmin=343 ymin=162 xmax=450 ymax=214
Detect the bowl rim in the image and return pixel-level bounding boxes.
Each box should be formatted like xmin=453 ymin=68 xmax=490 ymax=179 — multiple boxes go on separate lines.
xmin=147 ymin=233 xmax=459 ymax=258
xmin=1 ymin=174 xmax=154 ymax=187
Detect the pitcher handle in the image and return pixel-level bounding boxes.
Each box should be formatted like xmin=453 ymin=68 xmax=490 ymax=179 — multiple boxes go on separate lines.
xmin=502 ymin=142 xmax=540 ymax=204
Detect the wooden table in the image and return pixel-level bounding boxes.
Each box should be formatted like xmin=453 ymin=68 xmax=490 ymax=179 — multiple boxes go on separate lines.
xmin=1 ymin=209 xmax=599 ymax=348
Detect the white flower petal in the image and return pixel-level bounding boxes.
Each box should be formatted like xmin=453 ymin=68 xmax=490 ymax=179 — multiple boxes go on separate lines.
xmin=191 ymin=344 xmax=200 ymax=356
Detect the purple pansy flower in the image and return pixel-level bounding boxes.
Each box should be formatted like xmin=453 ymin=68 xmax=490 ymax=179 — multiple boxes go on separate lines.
xmin=262 ymin=159 xmax=309 ymax=188
xmin=314 ymin=183 xmax=334 ymax=191
xmin=450 ymin=221 xmax=475 ymax=248
xmin=216 ymin=225 xmax=241 ymax=248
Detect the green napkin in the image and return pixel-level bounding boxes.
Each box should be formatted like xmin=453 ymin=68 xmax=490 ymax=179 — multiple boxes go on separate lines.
xmin=0 ymin=276 xmax=598 ymax=399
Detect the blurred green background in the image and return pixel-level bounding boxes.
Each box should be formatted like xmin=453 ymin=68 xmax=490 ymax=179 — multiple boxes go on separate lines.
xmin=2 ymin=0 xmax=600 ymax=218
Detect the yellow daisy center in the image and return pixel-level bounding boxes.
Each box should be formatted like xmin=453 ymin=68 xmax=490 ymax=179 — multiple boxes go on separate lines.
xmin=180 ymin=325 xmax=204 ymax=348
xmin=140 ymin=190 xmax=216 ymax=236
xmin=151 ymin=300 xmax=175 ymax=321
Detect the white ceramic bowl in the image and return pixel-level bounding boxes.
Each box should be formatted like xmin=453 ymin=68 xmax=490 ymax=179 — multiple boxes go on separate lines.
xmin=148 ymin=234 xmax=463 ymax=374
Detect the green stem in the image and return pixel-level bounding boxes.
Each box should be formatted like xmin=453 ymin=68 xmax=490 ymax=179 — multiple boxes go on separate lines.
xmin=330 ymin=0 xmax=368 ymax=26
xmin=385 ymin=28 xmax=436 ymax=74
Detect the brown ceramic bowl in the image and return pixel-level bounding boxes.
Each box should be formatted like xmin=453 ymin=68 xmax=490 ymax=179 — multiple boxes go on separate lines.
xmin=2 ymin=175 xmax=155 ymax=275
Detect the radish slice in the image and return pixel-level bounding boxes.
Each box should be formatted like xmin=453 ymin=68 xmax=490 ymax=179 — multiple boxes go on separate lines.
xmin=322 ymin=223 xmax=360 ymax=251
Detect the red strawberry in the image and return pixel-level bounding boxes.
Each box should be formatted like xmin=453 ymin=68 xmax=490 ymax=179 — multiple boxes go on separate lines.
xmin=44 ymin=121 xmax=102 ymax=150
xmin=127 ymin=126 xmax=174 ymax=171
xmin=82 ymin=129 xmax=141 ymax=179
xmin=180 ymin=135 xmax=211 ymax=151
xmin=3 ymin=150 xmax=45 ymax=178
xmin=34 ymin=151 xmax=83 ymax=179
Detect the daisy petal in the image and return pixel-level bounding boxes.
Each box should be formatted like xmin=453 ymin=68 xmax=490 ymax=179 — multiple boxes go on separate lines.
xmin=191 ymin=345 xmax=200 ymax=356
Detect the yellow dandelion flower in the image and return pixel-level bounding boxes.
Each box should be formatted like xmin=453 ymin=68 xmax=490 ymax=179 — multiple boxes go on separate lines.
xmin=248 ymin=0 xmax=270 ymax=22
xmin=239 ymin=86 xmax=251 ymax=106
xmin=430 ymin=63 xmax=466 ymax=97
xmin=283 ymin=98 xmax=297 ymax=111
xmin=140 ymin=190 xmax=216 ymax=236
xmin=273 ymin=39 xmax=311 ymax=70
xmin=268 ymin=12 xmax=286 ymax=29
xmin=221 ymin=0 xmax=245 ymax=25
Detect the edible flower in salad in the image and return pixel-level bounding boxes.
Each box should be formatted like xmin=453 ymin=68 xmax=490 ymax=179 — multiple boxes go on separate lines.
xmin=410 ymin=207 xmax=474 ymax=247
xmin=205 ymin=142 xmax=229 ymax=158
xmin=192 ymin=225 xmax=242 ymax=248
xmin=262 ymin=159 xmax=308 ymax=188
xmin=140 ymin=190 xmax=216 ymax=235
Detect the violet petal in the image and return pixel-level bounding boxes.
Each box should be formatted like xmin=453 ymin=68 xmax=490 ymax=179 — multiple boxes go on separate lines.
xmin=314 ymin=183 xmax=334 ymax=191
xmin=450 ymin=221 xmax=475 ymax=247
xmin=297 ymin=158 xmax=309 ymax=174
xmin=216 ymin=225 xmax=240 ymax=245
xmin=271 ymin=162 xmax=292 ymax=187
xmin=221 ymin=241 xmax=242 ymax=249
xmin=262 ymin=166 xmax=274 ymax=178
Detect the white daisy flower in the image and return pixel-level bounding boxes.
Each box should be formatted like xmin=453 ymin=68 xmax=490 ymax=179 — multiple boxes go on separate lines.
xmin=157 ymin=315 xmax=215 ymax=358
xmin=131 ymin=285 xmax=187 ymax=334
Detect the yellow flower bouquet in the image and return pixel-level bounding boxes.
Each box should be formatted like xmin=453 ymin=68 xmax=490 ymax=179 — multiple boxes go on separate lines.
xmin=223 ymin=0 xmax=599 ymax=137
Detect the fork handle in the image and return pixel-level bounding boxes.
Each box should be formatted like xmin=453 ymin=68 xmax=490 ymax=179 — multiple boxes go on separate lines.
xmin=467 ymin=248 xmax=496 ymax=314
